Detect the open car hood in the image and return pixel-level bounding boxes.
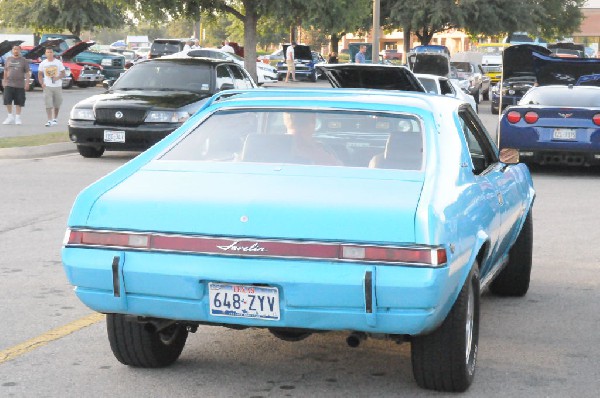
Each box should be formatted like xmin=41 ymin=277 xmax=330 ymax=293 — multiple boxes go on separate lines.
xmin=532 ymin=52 xmax=600 ymax=86
xmin=407 ymin=53 xmax=450 ymax=77
xmin=282 ymin=44 xmax=312 ymax=61
xmin=61 ymin=41 xmax=96 ymax=60
xmin=0 ymin=40 xmax=24 ymax=58
xmin=317 ymin=64 xmax=425 ymax=92
xmin=23 ymin=39 xmax=64 ymax=60
xmin=502 ymin=44 xmax=551 ymax=81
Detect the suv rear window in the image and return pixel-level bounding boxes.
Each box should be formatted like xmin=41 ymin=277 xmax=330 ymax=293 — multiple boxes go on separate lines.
xmin=150 ymin=41 xmax=184 ymax=57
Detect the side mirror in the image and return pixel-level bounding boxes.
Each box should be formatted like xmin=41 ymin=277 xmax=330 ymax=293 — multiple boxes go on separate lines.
xmin=219 ymin=82 xmax=235 ymax=91
xmin=499 ymin=148 xmax=520 ymax=164
xmin=102 ymin=79 xmax=114 ymax=90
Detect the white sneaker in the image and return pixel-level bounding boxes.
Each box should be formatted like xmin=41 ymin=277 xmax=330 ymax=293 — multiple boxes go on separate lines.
xmin=3 ymin=115 xmax=15 ymax=125
xmin=45 ymin=120 xmax=53 ymax=127
xmin=14 ymin=115 xmax=22 ymax=125
xmin=50 ymin=119 xmax=58 ymax=126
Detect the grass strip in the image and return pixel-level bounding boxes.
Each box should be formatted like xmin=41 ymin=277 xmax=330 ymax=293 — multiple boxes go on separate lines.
xmin=0 ymin=132 xmax=70 ymax=148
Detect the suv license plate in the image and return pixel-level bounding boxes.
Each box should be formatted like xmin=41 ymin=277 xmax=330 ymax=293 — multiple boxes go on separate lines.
xmin=553 ymin=128 xmax=576 ymax=140
xmin=104 ymin=130 xmax=125 ymax=143
xmin=209 ymin=282 xmax=280 ymax=321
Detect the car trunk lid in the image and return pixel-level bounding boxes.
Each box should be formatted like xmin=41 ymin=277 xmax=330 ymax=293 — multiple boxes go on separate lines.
xmin=83 ymin=163 xmax=424 ymax=244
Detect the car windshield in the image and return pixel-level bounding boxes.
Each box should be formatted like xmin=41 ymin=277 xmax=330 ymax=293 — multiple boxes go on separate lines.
xmin=112 ymin=61 xmax=212 ymax=92
xmin=451 ymin=62 xmax=471 ymax=72
xmin=161 ymin=110 xmax=424 ymax=170
xmin=519 ymin=87 xmax=600 ymax=107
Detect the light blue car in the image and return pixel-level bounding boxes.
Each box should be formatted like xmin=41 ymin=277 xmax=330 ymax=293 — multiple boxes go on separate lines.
xmin=62 ymin=88 xmax=535 ymax=392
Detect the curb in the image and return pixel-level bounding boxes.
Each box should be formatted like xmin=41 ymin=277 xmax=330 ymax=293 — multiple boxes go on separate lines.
xmin=0 ymin=142 xmax=76 ymax=159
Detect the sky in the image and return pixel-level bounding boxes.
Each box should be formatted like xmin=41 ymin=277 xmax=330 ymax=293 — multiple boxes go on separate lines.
xmin=584 ymin=0 xmax=600 ymax=8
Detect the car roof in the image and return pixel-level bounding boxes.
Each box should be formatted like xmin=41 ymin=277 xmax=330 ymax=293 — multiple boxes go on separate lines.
xmin=415 ymin=73 xmax=448 ymax=81
xmin=207 ymin=88 xmax=461 ymax=114
xmin=147 ymin=57 xmax=237 ymax=66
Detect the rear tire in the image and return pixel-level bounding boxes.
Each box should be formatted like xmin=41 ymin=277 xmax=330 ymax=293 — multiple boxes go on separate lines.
xmin=483 ymin=89 xmax=489 ymax=101
xmin=411 ymin=266 xmax=480 ymax=392
xmin=310 ymin=71 xmax=317 ymax=82
xmin=490 ymin=210 xmax=533 ymax=296
xmin=107 ymin=314 xmax=188 ymax=368
xmin=491 ymin=104 xmax=499 ymax=114
xmin=77 ymin=145 xmax=105 ymax=158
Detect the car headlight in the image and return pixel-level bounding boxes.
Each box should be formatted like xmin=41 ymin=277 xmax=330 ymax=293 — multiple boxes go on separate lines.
xmin=258 ymin=64 xmax=274 ymax=72
xmin=101 ymin=58 xmax=112 ymax=66
xmin=64 ymin=68 xmax=72 ymax=77
xmin=70 ymin=108 xmax=95 ymax=120
xmin=145 ymin=111 xmax=190 ymax=123
xmin=491 ymin=85 xmax=500 ymax=93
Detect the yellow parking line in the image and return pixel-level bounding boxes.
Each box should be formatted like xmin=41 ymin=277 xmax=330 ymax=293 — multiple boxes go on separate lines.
xmin=0 ymin=313 xmax=104 ymax=364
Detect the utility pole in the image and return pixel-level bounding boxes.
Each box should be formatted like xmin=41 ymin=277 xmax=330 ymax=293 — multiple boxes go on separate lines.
xmin=372 ymin=0 xmax=380 ymax=63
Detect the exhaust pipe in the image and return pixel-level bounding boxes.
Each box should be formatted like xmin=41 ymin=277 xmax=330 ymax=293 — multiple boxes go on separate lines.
xmin=346 ymin=332 xmax=367 ymax=348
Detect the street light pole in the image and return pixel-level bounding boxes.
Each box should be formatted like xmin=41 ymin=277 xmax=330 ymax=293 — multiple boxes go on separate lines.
xmin=372 ymin=0 xmax=380 ymax=63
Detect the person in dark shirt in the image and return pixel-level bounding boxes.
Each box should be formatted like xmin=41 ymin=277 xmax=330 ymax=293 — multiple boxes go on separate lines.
xmin=2 ymin=45 xmax=31 ymax=125
xmin=327 ymin=52 xmax=339 ymax=64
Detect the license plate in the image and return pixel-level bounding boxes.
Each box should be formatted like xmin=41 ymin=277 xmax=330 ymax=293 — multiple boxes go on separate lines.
xmin=104 ymin=130 xmax=125 ymax=143
xmin=209 ymin=282 xmax=280 ymax=320
xmin=553 ymin=128 xmax=576 ymax=140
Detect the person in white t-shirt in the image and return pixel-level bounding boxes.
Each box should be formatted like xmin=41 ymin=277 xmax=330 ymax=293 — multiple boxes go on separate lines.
xmin=221 ymin=41 xmax=235 ymax=54
xmin=38 ymin=48 xmax=65 ymax=127
xmin=285 ymin=42 xmax=296 ymax=83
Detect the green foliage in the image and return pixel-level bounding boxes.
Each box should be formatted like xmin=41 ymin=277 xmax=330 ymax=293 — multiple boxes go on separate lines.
xmin=0 ymin=0 xmax=127 ymax=36
xmin=383 ymin=0 xmax=585 ymax=45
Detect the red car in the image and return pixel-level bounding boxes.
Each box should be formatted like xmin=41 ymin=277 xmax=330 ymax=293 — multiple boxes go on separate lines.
xmin=55 ymin=41 xmax=105 ymax=88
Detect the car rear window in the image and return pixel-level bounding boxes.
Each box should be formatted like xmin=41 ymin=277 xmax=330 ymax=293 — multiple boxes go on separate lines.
xmin=161 ymin=110 xmax=424 ymax=170
xmin=151 ymin=42 xmax=182 ymax=55
xmin=112 ymin=61 xmax=212 ymax=92
xmin=519 ymin=87 xmax=600 ymax=107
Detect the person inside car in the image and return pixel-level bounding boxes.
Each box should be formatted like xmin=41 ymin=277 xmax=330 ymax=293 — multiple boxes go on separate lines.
xmin=283 ymin=112 xmax=342 ymax=166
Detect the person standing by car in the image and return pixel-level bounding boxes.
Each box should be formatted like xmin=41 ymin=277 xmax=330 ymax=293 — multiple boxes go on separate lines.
xmin=2 ymin=45 xmax=30 ymax=125
xmin=328 ymin=51 xmax=339 ymax=64
xmin=285 ymin=42 xmax=297 ymax=83
xmin=221 ymin=41 xmax=235 ymax=54
xmin=355 ymin=45 xmax=367 ymax=64
xmin=38 ymin=48 xmax=65 ymax=127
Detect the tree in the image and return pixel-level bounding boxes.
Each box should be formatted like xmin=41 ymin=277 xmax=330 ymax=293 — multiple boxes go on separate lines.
xmin=0 ymin=0 xmax=127 ymax=38
xmin=299 ymin=0 xmax=372 ymax=54
xmin=129 ymin=0 xmax=275 ymax=81
xmin=383 ymin=0 xmax=585 ymax=52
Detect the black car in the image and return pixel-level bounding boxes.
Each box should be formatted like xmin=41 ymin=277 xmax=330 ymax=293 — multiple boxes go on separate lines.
xmin=69 ymin=57 xmax=256 ymax=158
xmin=317 ymin=64 xmax=426 ymax=92
xmin=490 ymin=44 xmax=552 ymax=114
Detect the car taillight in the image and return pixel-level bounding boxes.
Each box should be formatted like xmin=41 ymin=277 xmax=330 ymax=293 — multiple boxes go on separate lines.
xmin=524 ymin=111 xmax=539 ymax=124
xmin=507 ymin=111 xmax=521 ymax=123
xmin=341 ymin=245 xmax=447 ymax=266
xmin=593 ymin=113 xmax=600 ymax=126
xmin=64 ymin=229 xmax=448 ymax=267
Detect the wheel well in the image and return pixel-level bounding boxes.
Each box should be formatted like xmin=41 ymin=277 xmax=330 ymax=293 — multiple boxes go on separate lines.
xmin=476 ymin=242 xmax=489 ymax=271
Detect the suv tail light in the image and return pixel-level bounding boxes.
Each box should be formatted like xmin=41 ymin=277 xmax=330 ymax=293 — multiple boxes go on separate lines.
xmin=593 ymin=113 xmax=600 ymax=126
